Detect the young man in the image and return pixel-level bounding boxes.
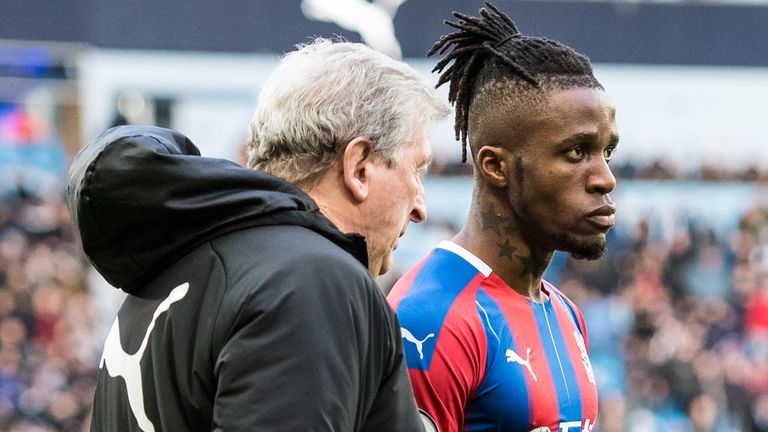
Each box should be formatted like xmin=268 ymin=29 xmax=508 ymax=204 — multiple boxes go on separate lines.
xmin=69 ymin=39 xmax=449 ymax=431
xmin=389 ymin=4 xmax=619 ymax=432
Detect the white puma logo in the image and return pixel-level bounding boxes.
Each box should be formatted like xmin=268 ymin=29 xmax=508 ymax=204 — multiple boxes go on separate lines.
xmin=506 ymin=347 xmax=537 ymax=382
xmin=301 ymin=0 xmax=407 ymax=58
xmin=401 ymin=327 xmax=434 ymax=360
xmin=99 ymin=283 xmax=190 ymax=432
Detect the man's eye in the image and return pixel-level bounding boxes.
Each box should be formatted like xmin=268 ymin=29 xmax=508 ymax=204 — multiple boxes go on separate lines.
xmin=566 ymin=146 xmax=585 ymax=159
xmin=604 ymin=146 xmax=615 ymax=162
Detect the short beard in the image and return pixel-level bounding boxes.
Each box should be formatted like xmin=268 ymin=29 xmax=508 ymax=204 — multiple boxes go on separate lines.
xmin=558 ymin=233 xmax=606 ymax=261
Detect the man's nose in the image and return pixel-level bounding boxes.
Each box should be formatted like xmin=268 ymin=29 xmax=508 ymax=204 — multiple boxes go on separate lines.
xmin=587 ymin=157 xmax=616 ymax=195
xmin=410 ymin=183 xmax=427 ymax=223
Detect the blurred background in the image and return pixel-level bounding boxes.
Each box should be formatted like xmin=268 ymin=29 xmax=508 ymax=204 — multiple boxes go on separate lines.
xmin=2 ymin=0 xmax=768 ymax=430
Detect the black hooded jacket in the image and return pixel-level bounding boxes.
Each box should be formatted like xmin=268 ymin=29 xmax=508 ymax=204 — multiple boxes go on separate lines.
xmin=68 ymin=126 xmax=422 ymax=431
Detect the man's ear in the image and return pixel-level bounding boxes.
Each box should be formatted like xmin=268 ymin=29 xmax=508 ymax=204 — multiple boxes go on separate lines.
xmin=476 ymin=145 xmax=511 ymax=188
xmin=342 ymin=137 xmax=375 ymax=203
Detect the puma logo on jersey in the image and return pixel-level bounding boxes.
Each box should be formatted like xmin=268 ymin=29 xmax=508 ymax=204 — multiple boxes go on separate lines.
xmin=573 ymin=330 xmax=595 ymax=384
xmin=401 ymin=327 xmax=435 ymax=360
xmin=99 ymin=283 xmax=190 ymax=432
xmin=506 ymin=347 xmax=537 ymax=382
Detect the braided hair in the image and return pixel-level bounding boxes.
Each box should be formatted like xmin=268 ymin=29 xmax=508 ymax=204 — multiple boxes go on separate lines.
xmin=428 ymin=2 xmax=601 ymax=162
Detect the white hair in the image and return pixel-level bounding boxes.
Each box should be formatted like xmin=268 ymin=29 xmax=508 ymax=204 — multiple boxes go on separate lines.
xmin=248 ymin=38 xmax=450 ymax=185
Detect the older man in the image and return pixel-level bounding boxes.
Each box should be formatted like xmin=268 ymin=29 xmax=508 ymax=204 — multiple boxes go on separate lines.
xmin=69 ymin=39 xmax=448 ymax=431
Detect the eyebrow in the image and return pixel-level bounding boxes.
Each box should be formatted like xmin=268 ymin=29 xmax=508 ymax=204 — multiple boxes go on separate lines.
xmin=609 ymin=133 xmax=620 ymax=146
xmin=560 ymin=132 xmax=620 ymax=147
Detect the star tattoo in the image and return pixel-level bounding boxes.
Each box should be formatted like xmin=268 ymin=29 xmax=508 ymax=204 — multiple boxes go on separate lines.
xmin=480 ymin=204 xmax=509 ymax=236
xmin=515 ymin=250 xmax=547 ymax=277
xmin=498 ymin=240 xmax=516 ymax=260
xmin=516 ymin=253 xmax=536 ymax=277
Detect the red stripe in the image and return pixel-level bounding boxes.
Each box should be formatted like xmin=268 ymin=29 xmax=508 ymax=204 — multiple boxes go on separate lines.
xmin=548 ymin=283 xmax=590 ymax=352
xmin=551 ymin=292 xmax=599 ymax=423
xmin=409 ymin=274 xmax=487 ymax=432
xmin=388 ymin=252 xmax=431 ymax=310
xmin=409 ymin=369 xmax=458 ymax=432
xmin=482 ymin=274 xmax=559 ymax=429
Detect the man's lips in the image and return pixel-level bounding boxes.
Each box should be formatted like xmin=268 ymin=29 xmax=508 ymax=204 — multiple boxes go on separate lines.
xmin=586 ymin=204 xmax=616 ymax=228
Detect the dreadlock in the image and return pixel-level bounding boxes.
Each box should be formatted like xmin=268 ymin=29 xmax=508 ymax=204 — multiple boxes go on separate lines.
xmin=428 ymin=2 xmax=600 ymax=162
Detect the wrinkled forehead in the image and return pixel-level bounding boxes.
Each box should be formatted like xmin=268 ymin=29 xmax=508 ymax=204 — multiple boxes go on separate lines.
xmin=382 ymin=121 xmax=432 ymax=167
xmin=408 ymin=125 xmax=433 ymax=165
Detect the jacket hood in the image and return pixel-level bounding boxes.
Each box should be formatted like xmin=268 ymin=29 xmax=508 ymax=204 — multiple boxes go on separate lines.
xmin=67 ymin=125 xmax=367 ymax=293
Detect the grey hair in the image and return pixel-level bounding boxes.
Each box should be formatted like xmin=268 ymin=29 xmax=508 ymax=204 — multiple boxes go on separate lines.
xmin=248 ymin=38 xmax=450 ymax=185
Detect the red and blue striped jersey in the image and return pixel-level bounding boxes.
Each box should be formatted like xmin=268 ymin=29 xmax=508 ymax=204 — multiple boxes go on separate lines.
xmin=389 ymin=241 xmax=598 ymax=432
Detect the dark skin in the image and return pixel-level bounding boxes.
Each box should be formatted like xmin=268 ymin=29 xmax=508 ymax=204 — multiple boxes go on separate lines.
xmin=454 ymin=86 xmax=619 ymax=302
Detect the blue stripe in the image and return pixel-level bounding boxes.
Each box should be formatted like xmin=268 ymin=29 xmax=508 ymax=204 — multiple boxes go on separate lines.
xmin=532 ymin=300 xmax=583 ymax=421
xmin=474 ymin=290 xmax=502 ymax=382
xmin=396 ymin=248 xmax=481 ymax=370
xmin=466 ymin=289 xmax=530 ymax=431
xmin=556 ymin=291 xmax=585 ymax=338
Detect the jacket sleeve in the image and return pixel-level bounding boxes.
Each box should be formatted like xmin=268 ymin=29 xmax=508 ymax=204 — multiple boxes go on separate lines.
xmin=210 ymin=251 xmax=420 ymax=431
xmin=358 ymin=307 xmax=422 ymax=432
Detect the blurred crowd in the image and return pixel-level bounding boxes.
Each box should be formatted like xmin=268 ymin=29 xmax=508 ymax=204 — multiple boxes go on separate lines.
xmin=0 ymin=184 xmax=97 ymax=432
xmin=556 ymin=204 xmax=768 ymax=431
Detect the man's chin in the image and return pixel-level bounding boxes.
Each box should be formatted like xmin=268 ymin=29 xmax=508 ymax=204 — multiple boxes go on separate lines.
xmin=570 ymin=250 xmax=604 ymax=261
xmin=560 ymin=234 xmax=606 ymax=261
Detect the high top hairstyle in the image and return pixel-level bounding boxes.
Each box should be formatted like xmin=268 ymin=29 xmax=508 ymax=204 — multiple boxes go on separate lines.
xmin=428 ymin=2 xmax=602 ymax=162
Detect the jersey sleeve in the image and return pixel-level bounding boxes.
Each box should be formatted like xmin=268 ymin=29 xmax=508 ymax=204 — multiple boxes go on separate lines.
xmin=395 ymin=288 xmax=488 ymax=432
